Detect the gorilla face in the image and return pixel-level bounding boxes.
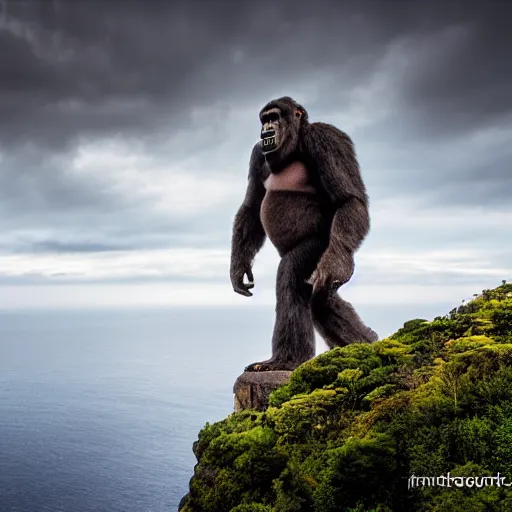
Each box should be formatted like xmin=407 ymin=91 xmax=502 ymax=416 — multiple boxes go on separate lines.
xmin=260 ymin=108 xmax=281 ymax=154
xmin=259 ymin=97 xmax=307 ymax=166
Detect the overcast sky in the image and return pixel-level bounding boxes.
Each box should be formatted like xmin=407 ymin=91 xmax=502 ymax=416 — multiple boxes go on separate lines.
xmin=0 ymin=0 xmax=510 ymax=337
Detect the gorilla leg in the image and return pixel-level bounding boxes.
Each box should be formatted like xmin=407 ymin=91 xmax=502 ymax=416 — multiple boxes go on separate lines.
xmin=245 ymin=237 xmax=325 ymax=372
xmin=311 ymin=291 xmax=379 ymax=349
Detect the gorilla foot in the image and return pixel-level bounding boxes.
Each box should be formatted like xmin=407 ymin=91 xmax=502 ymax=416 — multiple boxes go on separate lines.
xmin=245 ymin=358 xmax=300 ymax=372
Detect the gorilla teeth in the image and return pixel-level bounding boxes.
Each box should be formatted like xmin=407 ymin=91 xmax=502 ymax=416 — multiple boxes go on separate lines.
xmin=263 ymin=136 xmax=276 ymax=147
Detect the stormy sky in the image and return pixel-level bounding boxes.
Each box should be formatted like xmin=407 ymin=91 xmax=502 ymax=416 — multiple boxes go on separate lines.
xmin=0 ymin=0 xmax=510 ymax=335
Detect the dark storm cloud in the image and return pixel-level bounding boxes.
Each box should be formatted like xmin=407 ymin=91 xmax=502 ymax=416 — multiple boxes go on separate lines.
xmin=2 ymin=0 xmax=509 ymax=147
xmin=0 ymin=0 xmax=510 ymax=269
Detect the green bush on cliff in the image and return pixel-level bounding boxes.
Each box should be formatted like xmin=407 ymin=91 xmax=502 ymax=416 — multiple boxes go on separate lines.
xmin=180 ymin=282 xmax=512 ymax=512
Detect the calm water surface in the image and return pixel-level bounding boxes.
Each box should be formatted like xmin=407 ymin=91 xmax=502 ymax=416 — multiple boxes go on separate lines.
xmin=0 ymin=308 xmax=274 ymax=512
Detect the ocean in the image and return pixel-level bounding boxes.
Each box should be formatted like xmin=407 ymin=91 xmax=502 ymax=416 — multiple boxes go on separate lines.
xmin=0 ymin=307 xmax=277 ymax=512
xmin=0 ymin=303 xmax=450 ymax=511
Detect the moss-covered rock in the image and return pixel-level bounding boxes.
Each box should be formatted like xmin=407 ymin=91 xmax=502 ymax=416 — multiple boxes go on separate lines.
xmin=180 ymin=282 xmax=512 ymax=512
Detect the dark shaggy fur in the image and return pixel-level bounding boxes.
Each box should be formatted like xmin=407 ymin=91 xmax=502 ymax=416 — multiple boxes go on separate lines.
xmin=230 ymin=96 xmax=378 ymax=372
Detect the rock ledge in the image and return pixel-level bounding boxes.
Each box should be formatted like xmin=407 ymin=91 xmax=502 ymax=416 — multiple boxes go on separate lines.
xmin=233 ymin=370 xmax=292 ymax=412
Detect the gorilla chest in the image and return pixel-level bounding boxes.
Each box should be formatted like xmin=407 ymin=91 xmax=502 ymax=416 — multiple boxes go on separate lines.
xmin=260 ymin=161 xmax=325 ymax=254
xmin=263 ymin=161 xmax=315 ymax=193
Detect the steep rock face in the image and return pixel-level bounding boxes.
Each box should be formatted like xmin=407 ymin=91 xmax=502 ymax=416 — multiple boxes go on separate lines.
xmin=180 ymin=282 xmax=512 ymax=512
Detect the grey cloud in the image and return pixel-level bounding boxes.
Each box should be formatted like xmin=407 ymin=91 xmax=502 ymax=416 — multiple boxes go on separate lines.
xmin=5 ymin=0 xmax=508 ymax=148
xmin=0 ymin=0 xmax=510 ymax=288
xmin=354 ymin=110 xmax=512 ymax=209
xmin=399 ymin=16 xmax=512 ymax=137
xmin=24 ymin=241 xmax=132 ymax=254
xmin=0 ymin=147 xmax=118 ymax=213
xmin=0 ymin=219 xmax=230 ymax=256
xmin=0 ymin=274 xmax=227 ymax=286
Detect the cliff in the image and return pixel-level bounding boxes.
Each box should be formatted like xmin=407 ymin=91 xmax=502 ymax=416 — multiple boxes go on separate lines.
xmin=180 ymin=282 xmax=512 ymax=511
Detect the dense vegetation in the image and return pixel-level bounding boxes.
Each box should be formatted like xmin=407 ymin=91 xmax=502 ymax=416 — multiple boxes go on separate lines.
xmin=180 ymin=282 xmax=512 ymax=511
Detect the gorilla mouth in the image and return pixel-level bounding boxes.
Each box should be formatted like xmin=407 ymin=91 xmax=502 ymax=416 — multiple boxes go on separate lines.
xmin=262 ymin=136 xmax=277 ymax=151
xmin=261 ymin=129 xmax=278 ymax=153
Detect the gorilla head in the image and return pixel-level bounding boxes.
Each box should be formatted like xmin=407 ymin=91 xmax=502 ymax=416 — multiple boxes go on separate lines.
xmin=259 ymin=96 xmax=309 ymax=165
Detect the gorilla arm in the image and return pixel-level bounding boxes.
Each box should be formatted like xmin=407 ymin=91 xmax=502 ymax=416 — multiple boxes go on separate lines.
xmin=230 ymin=144 xmax=267 ymax=297
xmin=303 ymin=122 xmax=370 ymax=294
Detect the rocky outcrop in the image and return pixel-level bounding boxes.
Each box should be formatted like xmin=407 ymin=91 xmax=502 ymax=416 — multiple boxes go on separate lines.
xmin=233 ymin=370 xmax=292 ymax=412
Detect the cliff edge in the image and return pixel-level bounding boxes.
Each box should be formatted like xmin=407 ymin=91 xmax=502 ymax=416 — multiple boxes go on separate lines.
xmin=180 ymin=282 xmax=512 ymax=511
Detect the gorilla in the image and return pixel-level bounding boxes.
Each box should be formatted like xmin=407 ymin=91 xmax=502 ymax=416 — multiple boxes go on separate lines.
xmin=230 ymin=96 xmax=378 ymax=372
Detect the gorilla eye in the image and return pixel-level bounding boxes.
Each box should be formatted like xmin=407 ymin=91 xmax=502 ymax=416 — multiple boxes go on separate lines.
xmin=295 ymin=110 xmax=303 ymax=118
xmin=267 ymin=113 xmax=279 ymax=122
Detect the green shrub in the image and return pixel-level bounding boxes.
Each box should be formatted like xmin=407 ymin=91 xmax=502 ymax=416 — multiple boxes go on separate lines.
xmin=181 ymin=282 xmax=512 ymax=511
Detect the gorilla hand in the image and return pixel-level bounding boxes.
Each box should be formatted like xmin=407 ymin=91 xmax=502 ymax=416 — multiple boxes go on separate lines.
xmin=231 ymin=265 xmax=255 ymax=297
xmin=308 ymin=251 xmax=354 ymax=295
